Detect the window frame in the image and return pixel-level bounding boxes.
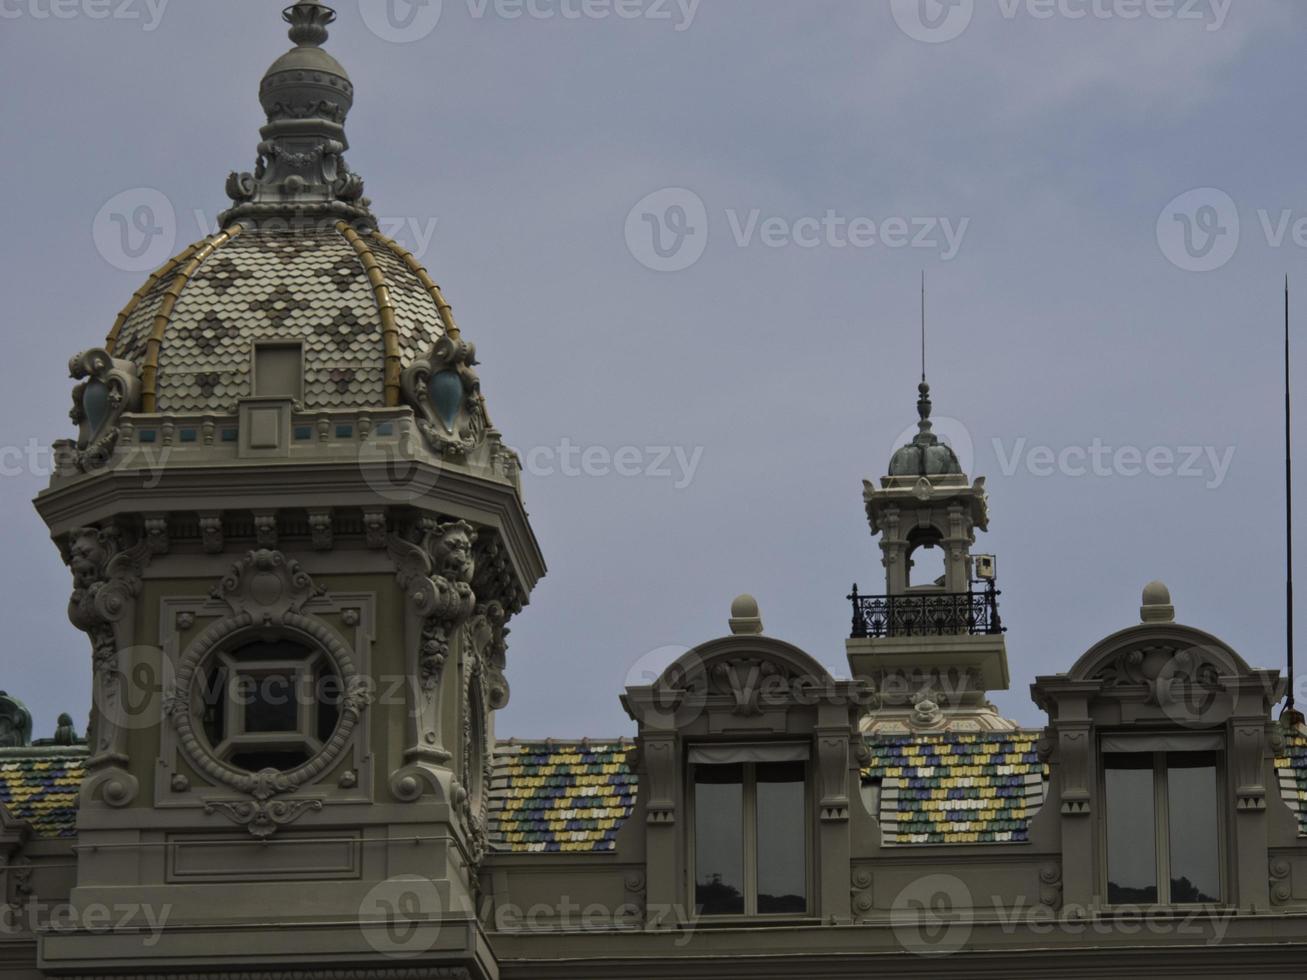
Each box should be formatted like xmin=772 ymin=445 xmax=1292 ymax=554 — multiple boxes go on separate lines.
xmin=1098 ymin=743 xmax=1228 ymax=909
xmin=686 ymin=752 xmax=813 ymax=919
xmin=195 ymin=637 xmax=336 ymax=774
xmin=251 ymin=341 xmax=305 ymax=400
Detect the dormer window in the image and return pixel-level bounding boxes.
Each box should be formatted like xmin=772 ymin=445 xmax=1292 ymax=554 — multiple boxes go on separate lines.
xmin=690 ymin=747 xmax=808 ymax=917
xmin=1103 ymin=746 xmax=1223 ymax=906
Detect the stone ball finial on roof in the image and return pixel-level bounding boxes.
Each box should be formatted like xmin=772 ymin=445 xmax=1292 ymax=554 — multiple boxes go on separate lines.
xmin=729 ymin=594 xmax=764 ymax=635
xmin=1140 ymin=580 xmax=1175 ymax=623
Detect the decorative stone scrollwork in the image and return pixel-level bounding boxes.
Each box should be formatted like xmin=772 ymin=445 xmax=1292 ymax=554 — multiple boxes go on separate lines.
xmin=817 ymin=731 xmax=851 ymax=822
xmin=308 ymin=509 xmax=333 ymax=551
xmin=199 ymin=514 xmax=224 ymax=554
xmin=623 ymin=873 xmax=648 ymax=924
xmin=204 ymin=797 xmax=324 ymax=840
xmin=143 ymin=515 xmax=169 ymax=556
xmin=389 ymin=522 xmax=478 ymax=782
xmin=1056 ymin=727 xmax=1091 ymax=816
xmin=1092 ymin=643 xmax=1229 ymax=718
xmin=0 ymin=694 xmax=33 ymax=749
xmin=456 ymin=648 xmax=491 ymax=869
xmin=164 ymin=551 xmax=370 ymax=836
xmin=850 ymin=867 xmax=875 ymax=919
xmin=68 ymin=349 xmax=140 ymax=471
xmin=65 ymin=525 xmax=150 ymax=777
xmin=401 ymin=335 xmax=488 ymax=458
xmin=643 ymin=734 xmax=677 ymax=826
xmin=1270 ymin=857 xmax=1292 ymax=906
xmin=1232 ymin=722 xmax=1269 ymax=811
xmin=1038 ymin=862 xmax=1064 ymax=911
xmin=390 ymin=523 xmax=477 ymax=694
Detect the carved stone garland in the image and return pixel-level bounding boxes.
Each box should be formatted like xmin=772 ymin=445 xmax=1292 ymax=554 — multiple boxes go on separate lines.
xmin=164 ymin=550 xmax=370 ymax=837
xmin=68 ymin=349 xmax=140 ymax=472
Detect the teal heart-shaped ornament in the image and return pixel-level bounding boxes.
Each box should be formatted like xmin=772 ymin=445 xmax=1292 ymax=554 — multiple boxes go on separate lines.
xmin=83 ymin=380 xmax=111 ymax=436
xmin=429 ymin=370 xmax=464 ymax=433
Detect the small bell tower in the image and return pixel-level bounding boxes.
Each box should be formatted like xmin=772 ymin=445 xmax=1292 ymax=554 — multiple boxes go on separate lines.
xmin=848 ymin=375 xmax=1014 ymax=734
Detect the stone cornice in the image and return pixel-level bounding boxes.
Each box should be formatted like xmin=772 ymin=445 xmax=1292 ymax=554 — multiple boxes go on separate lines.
xmin=32 ymin=460 xmax=546 ymax=593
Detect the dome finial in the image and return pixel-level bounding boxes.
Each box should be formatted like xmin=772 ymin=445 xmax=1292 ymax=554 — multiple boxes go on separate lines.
xmin=221 ymin=0 xmax=372 ymax=229
xmin=284 ymin=1 xmax=335 ymax=47
xmin=917 ymin=270 xmax=933 ymax=436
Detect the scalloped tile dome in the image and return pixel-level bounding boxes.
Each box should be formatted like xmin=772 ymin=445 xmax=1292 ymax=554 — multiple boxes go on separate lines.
xmin=104 ymin=226 xmax=450 ymax=415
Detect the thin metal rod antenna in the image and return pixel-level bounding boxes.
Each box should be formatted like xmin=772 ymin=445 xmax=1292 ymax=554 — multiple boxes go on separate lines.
xmin=1288 ymin=275 xmax=1299 ymax=719
xmin=921 ymin=271 xmax=927 ymax=383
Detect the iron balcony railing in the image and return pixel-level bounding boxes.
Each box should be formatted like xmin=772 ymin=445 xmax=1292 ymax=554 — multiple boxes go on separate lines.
xmin=847 ymin=584 xmax=1004 ymax=639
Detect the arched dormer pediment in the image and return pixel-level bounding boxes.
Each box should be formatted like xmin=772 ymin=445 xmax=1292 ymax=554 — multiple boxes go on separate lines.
xmin=1070 ymin=622 xmax=1254 ymax=684
xmin=1036 ymin=621 xmax=1280 ymax=731
xmin=623 ymin=634 xmax=870 ymax=736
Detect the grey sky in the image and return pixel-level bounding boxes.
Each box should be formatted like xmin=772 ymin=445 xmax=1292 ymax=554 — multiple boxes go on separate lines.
xmin=1 ymin=0 xmax=1304 ymax=739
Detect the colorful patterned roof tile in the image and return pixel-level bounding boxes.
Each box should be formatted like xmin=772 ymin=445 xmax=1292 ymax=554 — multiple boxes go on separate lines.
xmin=1274 ymin=727 xmax=1307 ymax=836
xmin=489 ymin=741 xmax=638 ymax=854
xmin=0 ymin=750 xmax=86 ymax=839
xmin=863 ymin=732 xmax=1048 ymax=846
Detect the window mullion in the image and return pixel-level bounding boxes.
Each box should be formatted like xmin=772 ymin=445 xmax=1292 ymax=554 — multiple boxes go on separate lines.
xmin=1155 ymin=752 xmax=1170 ymax=905
xmin=744 ymin=763 xmax=757 ymax=917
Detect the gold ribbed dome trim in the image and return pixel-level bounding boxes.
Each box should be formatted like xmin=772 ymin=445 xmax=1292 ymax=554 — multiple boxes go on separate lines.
xmin=104 ymin=239 xmax=208 ymax=355
xmin=372 ymin=231 xmax=461 ymax=341
xmin=336 ymin=221 xmax=401 ymax=407
xmin=371 ymin=231 xmax=494 ymax=428
xmin=140 ymin=225 xmax=245 ymax=413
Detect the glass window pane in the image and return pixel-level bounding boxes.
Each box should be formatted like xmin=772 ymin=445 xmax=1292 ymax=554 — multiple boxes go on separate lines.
xmin=755 ymin=762 xmax=806 ymax=915
xmin=694 ymin=765 xmax=744 ymax=915
xmin=1167 ymin=753 xmax=1221 ymax=904
xmin=1104 ymin=754 xmax=1158 ymax=904
xmin=242 ymin=672 xmax=299 ymax=733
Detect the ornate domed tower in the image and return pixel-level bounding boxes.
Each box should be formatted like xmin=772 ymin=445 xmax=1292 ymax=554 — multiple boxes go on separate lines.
xmin=34 ymin=3 xmax=542 ymax=972
xmin=848 ymin=378 xmax=1014 ymax=734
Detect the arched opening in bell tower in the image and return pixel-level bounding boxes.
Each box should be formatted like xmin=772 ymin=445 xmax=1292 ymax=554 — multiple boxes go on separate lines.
xmin=905 ymin=529 xmax=947 ymax=591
